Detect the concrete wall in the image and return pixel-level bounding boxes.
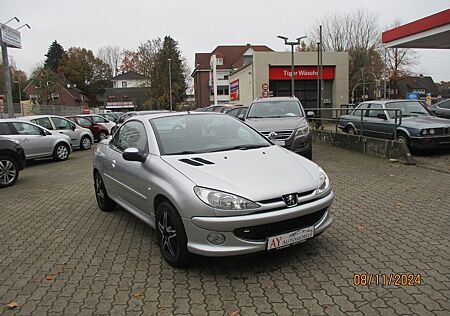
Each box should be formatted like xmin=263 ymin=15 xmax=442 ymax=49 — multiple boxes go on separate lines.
xmin=230 ymin=51 xmax=349 ymax=108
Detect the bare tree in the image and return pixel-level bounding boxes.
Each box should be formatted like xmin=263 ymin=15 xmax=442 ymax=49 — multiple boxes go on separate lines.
xmin=97 ymin=45 xmax=122 ymax=77
xmin=308 ymin=9 xmax=383 ymax=101
xmin=384 ymin=20 xmax=418 ymax=79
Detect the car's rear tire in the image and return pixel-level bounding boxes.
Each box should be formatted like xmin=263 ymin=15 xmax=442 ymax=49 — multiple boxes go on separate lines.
xmin=346 ymin=125 xmax=357 ymax=135
xmin=98 ymin=131 xmax=108 ymax=141
xmin=53 ymin=143 xmax=70 ymax=161
xmin=156 ymin=201 xmax=191 ymax=268
xmin=0 ymin=156 xmax=19 ymax=188
xmin=94 ymin=172 xmax=116 ymax=212
xmin=80 ymin=136 xmax=92 ymax=150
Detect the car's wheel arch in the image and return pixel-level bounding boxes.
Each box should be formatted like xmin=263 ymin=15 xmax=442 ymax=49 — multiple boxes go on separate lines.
xmin=346 ymin=123 xmax=357 ymax=132
xmin=154 ymin=194 xmax=178 ymax=215
xmin=396 ymin=127 xmax=411 ymax=137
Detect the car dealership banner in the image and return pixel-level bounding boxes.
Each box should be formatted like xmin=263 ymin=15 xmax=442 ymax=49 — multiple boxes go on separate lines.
xmin=230 ymin=79 xmax=239 ymax=101
xmin=269 ymin=66 xmax=335 ymax=80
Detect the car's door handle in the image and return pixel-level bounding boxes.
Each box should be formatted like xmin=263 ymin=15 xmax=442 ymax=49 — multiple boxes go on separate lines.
xmin=111 ymin=160 xmax=116 ymax=168
xmin=23 ymin=138 xmax=29 ymax=142
xmin=59 ymin=132 xmax=64 ymax=134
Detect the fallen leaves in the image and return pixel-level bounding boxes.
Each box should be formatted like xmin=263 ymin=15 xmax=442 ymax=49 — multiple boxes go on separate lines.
xmin=45 ymin=275 xmax=54 ymax=281
xmin=133 ymin=292 xmax=141 ymax=299
xmin=6 ymin=301 xmax=19 ymax=309
xmin=228 ymin=312 xmax=239 ymax=316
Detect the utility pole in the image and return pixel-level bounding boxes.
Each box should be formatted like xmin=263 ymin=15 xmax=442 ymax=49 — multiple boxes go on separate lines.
xmin=277 ymin=35 xmax=307 ymax=97
xmin=316 ymin=42 xmax=320 ymax=108
xmin=1 ymin=35 xmax=14 ymax=117
xmin=168 ymin=58 xmax=172 ymax=112
xmin=319 ymin=25 xmax=323 ymax=110
xmin=210 ymin=55 xmax=218 ymax=106
xmin=383 ymin=48 xmax=387 ymax=100
xmin=0 ymin=18 xmax=30 ymax=118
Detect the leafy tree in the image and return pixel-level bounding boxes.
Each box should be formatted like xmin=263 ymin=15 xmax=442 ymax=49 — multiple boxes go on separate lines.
xmin=58 ymin=47 xmax=112 ymax=100
xmin=148 ymin=36 xmax=188 ymax=109
xmin=27 ymin=66 xmax=59 ymax=105
xmin=44 ymin=41 xmax=66 ymax=72
xmin=0 ymin=57 xmax=28 ymax=103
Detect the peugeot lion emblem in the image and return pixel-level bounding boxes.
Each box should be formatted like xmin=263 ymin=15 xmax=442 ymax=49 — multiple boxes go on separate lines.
xmin=282 ymin=194 xmax=298 ymax=207
xmin=268 ymin=131 xmax=278 ymax=139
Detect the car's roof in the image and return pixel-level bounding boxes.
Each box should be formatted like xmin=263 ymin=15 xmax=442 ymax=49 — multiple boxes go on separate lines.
xmin=18 ymin=115 xmax=65 ymax=120
xmin=252 ymin=96 xmax=300 ymax=103
xmin=360 ymin=99 xmax=421 ymax=105
xmin=133 ymin=111 xmax=221 ymax=121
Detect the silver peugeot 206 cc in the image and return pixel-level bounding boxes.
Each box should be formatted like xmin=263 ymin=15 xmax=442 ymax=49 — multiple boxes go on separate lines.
xmin=93 ymin=112 xmax=334 ymax=267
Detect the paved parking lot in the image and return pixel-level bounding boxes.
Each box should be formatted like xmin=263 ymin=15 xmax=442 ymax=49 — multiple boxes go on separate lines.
xmin=0 ymin=144 xmax=449 ymax=315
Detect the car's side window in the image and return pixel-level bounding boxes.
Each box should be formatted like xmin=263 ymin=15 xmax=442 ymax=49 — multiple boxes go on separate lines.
xmin=352 ymin=103 xmax=369 ymax=116
xmin=31 ymin=117 xmax=53 ymax=130
xmin=92 ymin=116 xmax=107 ymax=123
xmin=439 ymin=100 xmax=450 ymax=109
xmin=11 ymin=122 xmax=42 ymax=135
xmin=0 ymin=122 xmax=12 ymax=135
xmin=367 ymin=104 xmax=383 ymax=118
xmin=77 ymin=117 xmax=93 ymax=127
xmin=112 ymin=121 xmax=148 ymax=153
xmin=51 ymin=117 xmax=73 ymax=130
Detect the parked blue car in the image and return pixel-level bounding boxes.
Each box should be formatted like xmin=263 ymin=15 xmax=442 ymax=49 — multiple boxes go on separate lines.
xmin=338 ymin=100 xmax=450 ymax=150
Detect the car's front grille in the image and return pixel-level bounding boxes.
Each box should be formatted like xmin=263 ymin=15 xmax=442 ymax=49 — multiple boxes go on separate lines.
xmin=258 ymin=189 xmax=316 ymax=204
xmin=260 ymin=130 xmax=294 ymax=140
xmin=233 ymin=208 xmax=327 ymax=241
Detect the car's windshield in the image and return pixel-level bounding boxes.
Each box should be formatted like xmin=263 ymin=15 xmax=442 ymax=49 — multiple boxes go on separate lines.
xmin=247 ymin=100 xmax=303 ymax=118
xmin=385 ymin=101 xmax=431 ymax=118
xmin=150 ymin=114 xmax=271 ymax=155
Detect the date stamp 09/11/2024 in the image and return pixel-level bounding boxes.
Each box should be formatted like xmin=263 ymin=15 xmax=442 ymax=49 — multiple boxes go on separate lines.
xmin=353 ymin=274 xmax=422 ymax=286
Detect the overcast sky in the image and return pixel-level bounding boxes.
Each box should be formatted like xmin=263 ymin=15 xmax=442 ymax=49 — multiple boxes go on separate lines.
xmin=3 ymin=0 xmax=450 ymax=82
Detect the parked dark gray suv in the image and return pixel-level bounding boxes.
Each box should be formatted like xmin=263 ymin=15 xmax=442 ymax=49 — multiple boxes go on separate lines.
xmin=244 ymin=97 xmax=312 ymax=159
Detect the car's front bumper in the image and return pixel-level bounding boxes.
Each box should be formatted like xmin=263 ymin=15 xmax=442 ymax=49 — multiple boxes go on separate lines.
xmin=183 ymin=191 xmax=334 ymax=257
xmin=410 ymin=136 xmax=450 ymax=149
xmin=277 ymin=133 xmax=312 ymax=156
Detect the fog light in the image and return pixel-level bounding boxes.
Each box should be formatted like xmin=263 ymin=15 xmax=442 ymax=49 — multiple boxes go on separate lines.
xmin=207 ymin=233 xmax=225 ymax=245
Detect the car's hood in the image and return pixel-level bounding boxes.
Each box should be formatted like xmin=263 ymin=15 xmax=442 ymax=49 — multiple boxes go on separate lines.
xmin=161 ymin=145 xmax=319 ymax=201
xmin=245 ymin=117 xmax=307 ymax=131
xmin=401 ymin=116 xmax=450 ymax=128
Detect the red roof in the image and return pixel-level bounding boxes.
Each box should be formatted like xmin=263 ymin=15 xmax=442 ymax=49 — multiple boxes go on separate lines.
xmin=194 ymin=45 xmax=273 ymax=71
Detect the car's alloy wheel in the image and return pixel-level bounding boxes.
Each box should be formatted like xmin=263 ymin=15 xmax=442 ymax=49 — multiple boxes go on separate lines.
xmin=156 ymin=202 xmax=190 ymax=267
xmin=54 ymin=143 xmax=69 ymax=161
xmin=99 ymin=132 xmax=107 ymax=140
xmin=0 ymin=157 xmax=18 ymax=188
xmin=81 ymin=136 xmax=92 ymax=150
xmin=94 ymin=173 xmax=116 ymax=212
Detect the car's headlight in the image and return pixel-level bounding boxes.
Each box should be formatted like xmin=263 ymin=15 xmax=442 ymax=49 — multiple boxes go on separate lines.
xmin=429 ymin=128 xmax=435 ymax=135
xmin=316 ymin=167 xmax=330 ymax=195
xmin=421 ymin=129 xmax=427 ymax=135
xmin=296 ymin=125 xmax=310 ymax=136
xmin=194 ymin=186 xmax=260 ymax=210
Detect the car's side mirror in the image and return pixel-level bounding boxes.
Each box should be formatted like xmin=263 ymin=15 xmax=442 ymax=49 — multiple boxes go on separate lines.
xmin=71 ymin=125 xmax=76 ymax=131
xmin=237 ymin=113 xmax=245 ymax=121
xmin=376 ymin=113 xmax=388 ymax=120
xmin=123 ymin=147 xmax=147 ymax=163
xmin=307 ymin=111 xmax=315 ymax=118
xmin=40 ymin=129 xmax=47 ymax=136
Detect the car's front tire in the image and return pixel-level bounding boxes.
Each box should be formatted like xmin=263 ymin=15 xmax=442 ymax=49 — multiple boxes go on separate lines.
xmin=397 ymin=131 xmax=410 ymax=149
xmin=98 ymin=131 xmax=108 ymax=141
xmin=53 ymin=143 xmax=70 ymax=161
xmin=80 ymin=136 xmax=92 ymax=150
xmin=0 ymin=155 xmax=19 ymax=188
xmin=156 ymin=201 xmax=191 ymax=268
xmin=346 ymin=125 xmax=357 ymax=135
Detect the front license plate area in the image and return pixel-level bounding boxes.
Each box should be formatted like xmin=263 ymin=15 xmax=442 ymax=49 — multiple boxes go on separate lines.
xmin=267 ymin=227 xmax=314 ymax=250
xmin=274 ymin=140 xmax=285 ymax=146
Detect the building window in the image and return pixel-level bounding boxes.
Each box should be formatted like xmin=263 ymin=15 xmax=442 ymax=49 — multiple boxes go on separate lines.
xmin=122 ymin=81 xmax=127 ymax=88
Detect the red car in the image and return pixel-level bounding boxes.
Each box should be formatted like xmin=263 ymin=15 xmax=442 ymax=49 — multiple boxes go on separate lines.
xmin=66 ymin=116 xmax=109 ymax=141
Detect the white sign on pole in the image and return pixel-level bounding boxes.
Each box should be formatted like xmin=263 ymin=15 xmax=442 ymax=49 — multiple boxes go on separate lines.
xmin=0 ymin=24 xmax=21 ymax=49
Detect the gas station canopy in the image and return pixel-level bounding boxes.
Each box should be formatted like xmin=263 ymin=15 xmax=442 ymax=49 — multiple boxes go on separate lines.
xmin=382 ymin=9 xmax=450 ymax=49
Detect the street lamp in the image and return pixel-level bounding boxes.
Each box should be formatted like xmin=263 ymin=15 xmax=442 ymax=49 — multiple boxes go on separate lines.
xmin=277 ymin=35 xmax=307 ymax=97
xmin=168 ymin=58 xmax=172 ymax=112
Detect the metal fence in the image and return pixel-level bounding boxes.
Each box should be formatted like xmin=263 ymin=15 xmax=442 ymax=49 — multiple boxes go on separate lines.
xmin=307 ymin=107 xmax=403 ymax=140
xmin=31 ymin=104 xmax=84 ymax=116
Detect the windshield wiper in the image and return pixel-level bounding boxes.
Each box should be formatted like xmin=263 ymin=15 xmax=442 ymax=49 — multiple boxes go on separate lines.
xmin=208 ymin=144 xmax=270 ymax=153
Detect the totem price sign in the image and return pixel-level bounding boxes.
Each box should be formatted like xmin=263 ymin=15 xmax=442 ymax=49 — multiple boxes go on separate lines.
xmin=230 ymin=79 xmax=239 ymax=101
xmin=0 ymin=24 xmax=21 ymax=49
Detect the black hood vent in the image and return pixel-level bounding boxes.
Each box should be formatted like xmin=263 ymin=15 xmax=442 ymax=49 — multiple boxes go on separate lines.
xmin=179 ymin=157 xmax=215 ymax=166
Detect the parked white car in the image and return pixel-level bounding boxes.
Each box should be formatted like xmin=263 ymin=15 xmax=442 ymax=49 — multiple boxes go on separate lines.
xmin=0 ymin=119 xmax=72 ymax=161
xmin=21 ymin=115 xmax=94 ymax=150
xmin=78 ymin=114 xmax=117 ymax=135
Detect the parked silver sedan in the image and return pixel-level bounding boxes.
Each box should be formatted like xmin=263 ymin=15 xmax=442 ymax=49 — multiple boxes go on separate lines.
xmin=0 ymin=119 xmax=72 ymax=161
xmin=93 ymin=112 xmax=333 ymax=267
xmin=21 ymin=115 xmax=94 ymax=150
